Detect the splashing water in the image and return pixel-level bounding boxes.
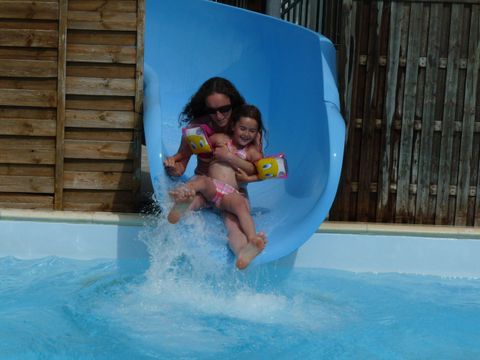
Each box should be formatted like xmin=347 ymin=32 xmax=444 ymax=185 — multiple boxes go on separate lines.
xmin=96 ymin=181 xmax=342 ymax=356
xmin=136 ymin=194 xmax=316 ymax=326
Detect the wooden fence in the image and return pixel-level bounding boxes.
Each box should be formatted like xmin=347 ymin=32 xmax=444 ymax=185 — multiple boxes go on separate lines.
xmin=2 ymin=0 xmax=478 ymax=223
xmin=0 ymin=0 xmax=144 ymax=212
xmin=329 ymin=0 xmax=480 ymax=226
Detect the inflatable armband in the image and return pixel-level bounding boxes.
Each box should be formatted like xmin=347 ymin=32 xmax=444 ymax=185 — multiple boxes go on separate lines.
xmin=182 ymin=125 xmax=212 ymax=154
xmin=256 ymin=153 xmax=288 ymax=180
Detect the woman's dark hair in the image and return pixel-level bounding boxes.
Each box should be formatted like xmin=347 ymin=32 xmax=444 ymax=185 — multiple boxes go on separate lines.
xmin=230 ymin=104 xmax=267 ymax=145
xmin=179 ymin=77 xmax=246 ymax=124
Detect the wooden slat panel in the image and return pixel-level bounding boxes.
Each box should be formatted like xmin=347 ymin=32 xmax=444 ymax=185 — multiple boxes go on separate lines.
xmin=330 ymin=1 xmax=479 ymax=226
xmin=0 ymin=0 xmax=143 ymax=213
xmin=67 ymin=44 xmax=136 ymax=64
xmin=415 ymin=4 xmax=441 ymax=224
xmin=64 ymin=140 xmax=133 ymax=160
xmin=0 ymin=107 xmax=56 ymax=119
xmin=0 ymin=20 xmax=57 ymax=30
xmin=67 ymin=11 xmax=137 ymax=31
xmin=395 ymin=3 xmax=422 ymax=223
xmin=455 ymin=5 xmax=478 ymax=226
xmin=0 ymin=175 xmax=54 ymax=193
xmin=0 ymin=59 xmax=57 ymax=77
xmin=0 ymin=193 xmax=53 ymax=209
xmin=352 ymin=2 xmax=372 ymax=221
xmin=55 ymin=0 xmax=67 ymax=209
xmin=0 ymin=137 xmax=55 ymax=165
xmin=356 ymin=3 xmax=383 ymax=221
xmin=64 ymin=190 xmax=134 ymax=203
xmin=65 ymin=128 xmax=134 ymax=141
xmin=0 ymin=1 xmax=59 ymax=20
xmin=68 ymin=0 xmax=137 ymax=13
xmin=471 ymin=6 xmax=480 ymax=227
xmin=435 ymin=4 xmax=462 ymax=225
xmin=62 ymin=202 xmax=134 ymax=212
xmin=0 ymin=78 xmax=57 ymax=90
xmin=0 ymin=89 xmax=56 ymax=107
xmin=66 ymin=77 xmax=136 ymax=96
xmin=329 ymin=0 xmax=357 ymax=221
xmin=377 ymin=2 xmax=402 ymax=222
xmin=65 ymin=109 xmax=135 ymax=129
xmin=63 ymin=192 xmax=134 ymax=211
xmin=132 ymin=0 xmax=145 ymax=209
xmin=67 ymin=30 xmax=136 ymax=46
xmin=67 ymin=63 xmax=136 ymax=79
xmin=0 ymin=137 xmax=55 ymax=147
xmin=0 ymin=118 xmax=56 ymax=136
xmin=0 ymin=29 xmax=58 ymax=47
xmin=64 ymin=159 xmax=133 ymax=172
xmin=0 ymin=164 xmax=54 ymax=177
xmin=0 ymin=193 xmax=53 ymax=207
xmin=0 ymin=150 xmax=55 ymax=165
xmin=66 ymin=95 xmax=134 ymax=111
xmin=0 ymin=47 xmax=57 ymax=60
xmin=64 ymin=171 xmax=133 ymax=190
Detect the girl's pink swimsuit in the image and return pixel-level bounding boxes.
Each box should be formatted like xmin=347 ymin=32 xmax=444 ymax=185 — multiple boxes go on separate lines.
xmin=211 ymin=179 xmax=238 ymax=207
xmin=210 ymin=141 xmax=248 ymax=207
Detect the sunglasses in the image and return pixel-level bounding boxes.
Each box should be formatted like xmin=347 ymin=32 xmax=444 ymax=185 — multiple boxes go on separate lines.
xmin=205 ymin=105 xmax=232 ymax=115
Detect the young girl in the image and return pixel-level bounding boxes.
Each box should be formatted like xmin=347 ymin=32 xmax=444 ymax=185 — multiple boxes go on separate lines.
xmin=168 ymin=104 xmax=266 ymax=269
xmin=163 ymin=77 xmax=265 ymax=261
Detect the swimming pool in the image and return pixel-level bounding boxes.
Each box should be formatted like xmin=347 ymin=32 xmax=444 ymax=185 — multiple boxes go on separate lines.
xmin=1 ymin=210 xmax=480 ymax=359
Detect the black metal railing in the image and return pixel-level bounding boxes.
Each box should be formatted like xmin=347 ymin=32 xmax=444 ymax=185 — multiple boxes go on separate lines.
xmin=281 ymin=0 xmax=322 ymax=33
xmin=210 ymin=0 xmax=265 ymax=13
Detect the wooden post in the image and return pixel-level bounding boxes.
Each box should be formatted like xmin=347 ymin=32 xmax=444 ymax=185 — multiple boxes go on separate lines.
xmin=133 ymin=0 xmax=145 ymax=211
xmin=55 ymin=0 xmax=67 ymax=210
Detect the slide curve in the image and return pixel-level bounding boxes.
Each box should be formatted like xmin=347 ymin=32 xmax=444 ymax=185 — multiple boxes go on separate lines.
xmin=143 ymin=0 xmax=346 ymax=266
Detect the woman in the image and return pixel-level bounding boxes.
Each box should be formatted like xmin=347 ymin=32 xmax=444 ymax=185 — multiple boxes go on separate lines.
xmin=163 ymin=77 xmax=265 ymax=264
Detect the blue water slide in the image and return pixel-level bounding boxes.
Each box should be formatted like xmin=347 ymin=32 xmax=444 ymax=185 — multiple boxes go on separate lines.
xmin=144 ymin=0 xmax=346 ymax=266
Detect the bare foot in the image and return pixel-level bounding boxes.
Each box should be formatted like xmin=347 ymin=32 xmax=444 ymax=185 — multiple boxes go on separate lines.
xmin=257 ymin=231 xmax=268 ymax=248
xmin=167 ymin=186 xmax=195 ymax=224
xmin=236 ymin=233 xmax=267 ymax=270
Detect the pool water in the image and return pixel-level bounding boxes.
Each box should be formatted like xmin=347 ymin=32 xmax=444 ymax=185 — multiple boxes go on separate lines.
xmin=2 ymin=259 xmax=480 ymax=358
xmin=2 ymin=214 xmax=480 ymax=359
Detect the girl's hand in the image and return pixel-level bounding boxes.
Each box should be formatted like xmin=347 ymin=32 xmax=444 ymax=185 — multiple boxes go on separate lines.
xmin=254 ymin=132 xmax=263 ymax=152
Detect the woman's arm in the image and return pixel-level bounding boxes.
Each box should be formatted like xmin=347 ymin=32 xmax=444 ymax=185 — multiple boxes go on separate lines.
xmin=214 ymin=145 xmax=257 ymax=175
xmin=235 ymin=147 xmax=263 ymax=183
xmin=209 ymin=134 xmax=257 ymax=175
xmin=163 ymin=137 xmax=192 ymax=177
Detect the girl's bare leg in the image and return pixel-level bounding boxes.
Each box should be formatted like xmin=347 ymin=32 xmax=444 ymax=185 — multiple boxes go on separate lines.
xmin=167 ymin=186 xmax=196 ymax=224
xmin=223 ymin=212 xmax=248 ymax=255
xmin=220 ymin=195 xmax=267 ymax=269
xmin=167 ymin=176 xmax=216 ymax=224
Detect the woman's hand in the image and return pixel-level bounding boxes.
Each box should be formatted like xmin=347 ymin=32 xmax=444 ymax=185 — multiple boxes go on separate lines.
xmin=213 ymin=143 xmax=233 ymax=163
xmin=235 ymin=167 xmax=259 ymax=183
xmin=163 ymin=156 xmax=176 ymax=169
xmin=163 ymin=156 xmax=185 ymax=177
xmin=235 ymin=167 xmax=250 ymax=183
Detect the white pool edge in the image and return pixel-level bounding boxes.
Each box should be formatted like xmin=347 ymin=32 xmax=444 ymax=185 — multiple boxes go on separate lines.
xmin=297 ymin=221 xmax=480 ymax=278
xmin=0 ymin=208 xmax=143 ymax=226
xmin=1 ymin=209 xmax=479 ymax=277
